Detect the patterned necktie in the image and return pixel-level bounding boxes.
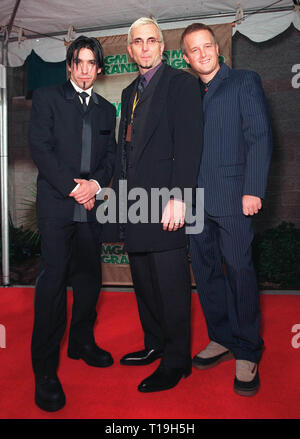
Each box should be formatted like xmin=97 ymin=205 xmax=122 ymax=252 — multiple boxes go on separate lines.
xmin=78 ymin=91 xmax=89 ymax=111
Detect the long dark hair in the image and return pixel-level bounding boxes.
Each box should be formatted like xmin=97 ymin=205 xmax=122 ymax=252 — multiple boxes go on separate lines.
xmin=66 ymin=35 xmax=104 ymax=69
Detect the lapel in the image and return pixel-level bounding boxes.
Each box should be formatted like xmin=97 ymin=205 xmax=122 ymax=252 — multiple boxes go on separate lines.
xmin=63 ymin=80 xmax=83 ymax=115
xmin=136 ymin=70 xmax=159 ymax=107
xmin=203 ymin=63 xmax=231 ymax=112
xmin=88 ymin=89 xmax=102 ymax=114
xmin=62 ymin=80 xmax=100 ymax=116
xmin=119 ymin=80 xmax=136 ymax=140
xmin=134 ymin=63 xmax=169 ymax=166
xmin=126 ymin=79 xmax=138 ymax=124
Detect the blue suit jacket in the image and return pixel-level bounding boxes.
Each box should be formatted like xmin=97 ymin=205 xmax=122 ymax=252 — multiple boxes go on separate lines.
xmin=199 ymin=63 xmax=273 ymax=216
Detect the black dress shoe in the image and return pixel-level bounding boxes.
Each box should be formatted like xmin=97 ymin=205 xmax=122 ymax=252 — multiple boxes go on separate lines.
xmin=35 ymin=375 xmax=65 ymax=412
xmin=120 ymin=348 xmax=163 ymax=366
xmin=192 ymin=350 xmax=234 ymax=369
xmin=68 ymin=342 xmax=113 ymax=367
xmin=138 ymin=363 xmax=191 ymax=393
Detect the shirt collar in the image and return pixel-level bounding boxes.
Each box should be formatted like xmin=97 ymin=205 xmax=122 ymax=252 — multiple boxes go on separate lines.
xmin=70 ymin=79 xmax=93 ymax=96
xmin=141 ymin=62 xmax=163 ymax=87
xmin=200 ymin=62 xmax=222 ymax=88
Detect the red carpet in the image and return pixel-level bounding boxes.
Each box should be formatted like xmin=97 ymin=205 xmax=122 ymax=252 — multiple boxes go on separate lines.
xmin=0 ymin=287 xmax=299 ymax=419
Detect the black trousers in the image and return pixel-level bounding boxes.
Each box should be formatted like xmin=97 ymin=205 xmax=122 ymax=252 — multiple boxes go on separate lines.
xmin=189 ymin=210 xmax=263 ymax=363
xmin=128 ymin=246 xmax=191 ymax=369
xmin=31 ymin=218 xmax=102 ymax=376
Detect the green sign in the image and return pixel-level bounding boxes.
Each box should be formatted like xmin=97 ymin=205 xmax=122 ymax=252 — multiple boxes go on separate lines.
xmin=101 ymin=243 xmax=129 ymax=264
xmin=103 ymin=49 xmax=189 ymax=76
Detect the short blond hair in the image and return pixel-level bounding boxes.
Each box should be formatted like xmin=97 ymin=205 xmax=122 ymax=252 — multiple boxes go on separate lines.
xmin=180 ymin=23 xmax=217 ymax=54
xmin=127 ymin=17 xmax=164 ymax=45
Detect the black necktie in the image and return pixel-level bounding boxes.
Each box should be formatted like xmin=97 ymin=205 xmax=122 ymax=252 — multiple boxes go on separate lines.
xmin=73 ymin=91 xmax=91 ymax=222
xmin=137 ymin=76 xmax=146 ymax=100
xmin=78 ymin=91 xmax=89 ymax=111
xmin=200 ymin=79 xmax=213 ymax=98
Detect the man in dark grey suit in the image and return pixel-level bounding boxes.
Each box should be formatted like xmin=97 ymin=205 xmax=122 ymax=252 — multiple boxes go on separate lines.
xmin=106 ymin=17 xmax=203 ymax=393
xmin=181 ymin=23 xmax=273 ymax=396
xmin=29 ymin=36 xmax=116 ymax=411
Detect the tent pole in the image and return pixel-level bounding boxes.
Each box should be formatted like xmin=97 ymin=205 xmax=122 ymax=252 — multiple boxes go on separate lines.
xmin=0 ymin=0 xmax=20 ymax=285
xmin=7 ymin=0 xmax=22 ymax=36
xmin=0 ymin=40 xmax=10 ymax=286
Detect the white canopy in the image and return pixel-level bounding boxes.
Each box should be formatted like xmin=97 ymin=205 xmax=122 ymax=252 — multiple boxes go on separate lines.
xmin=1 ymin=0 xmax=300 ymax=66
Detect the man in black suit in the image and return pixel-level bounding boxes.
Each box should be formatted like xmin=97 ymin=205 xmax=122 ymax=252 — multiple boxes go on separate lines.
xmin=181 ymin=23 xmax=273 ymax=396
xmin=29 ymin=36 xmax=116 ymax=411
xmin=104 ymin=17 xmax=203 ymax=393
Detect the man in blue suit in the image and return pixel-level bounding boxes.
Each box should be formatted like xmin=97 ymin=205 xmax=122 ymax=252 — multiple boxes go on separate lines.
xmin=181 ymin=23 xmax=273 ymax=396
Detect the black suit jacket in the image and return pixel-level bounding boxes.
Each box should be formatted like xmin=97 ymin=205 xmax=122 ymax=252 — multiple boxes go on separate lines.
xmin=104 ymin=64 xmax=203 ymax=252
xmin=29 ymin=80 xmax=116 ymax=221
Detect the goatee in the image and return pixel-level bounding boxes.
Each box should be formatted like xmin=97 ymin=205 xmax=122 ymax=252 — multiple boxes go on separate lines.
xmin=139 ymin=64 xmax=153 ymax=70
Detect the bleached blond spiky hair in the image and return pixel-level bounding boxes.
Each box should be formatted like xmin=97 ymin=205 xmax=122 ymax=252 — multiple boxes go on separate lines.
xmin=127 ymin=17 xmax=164 ymax=45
